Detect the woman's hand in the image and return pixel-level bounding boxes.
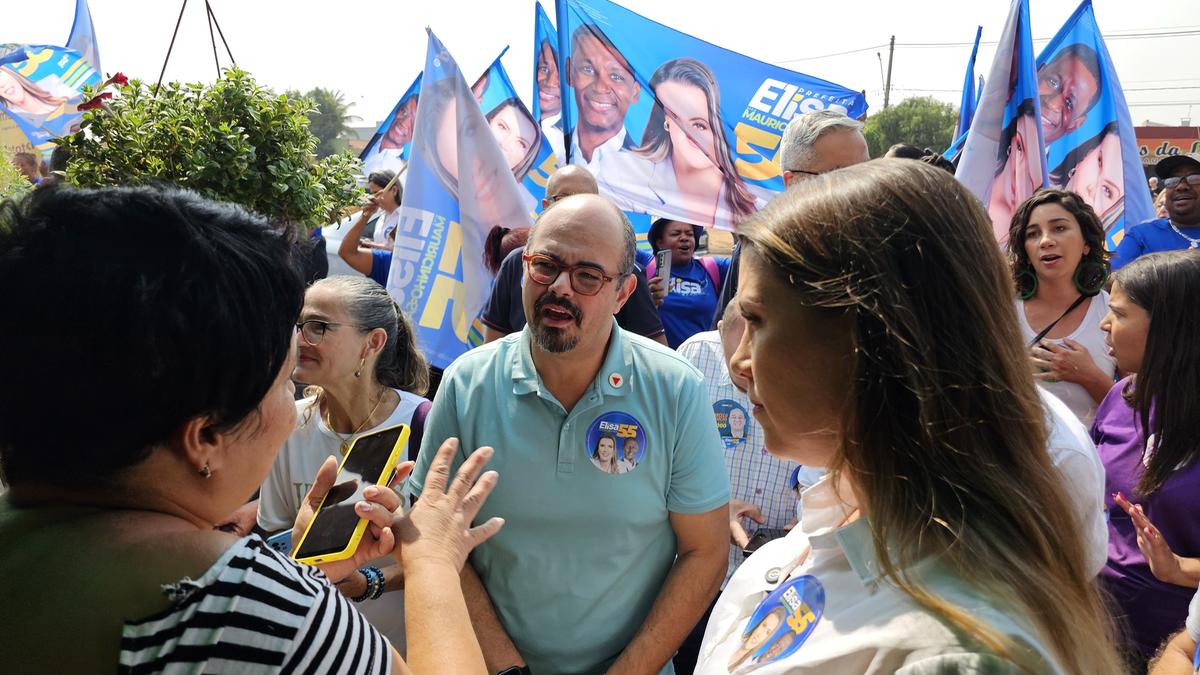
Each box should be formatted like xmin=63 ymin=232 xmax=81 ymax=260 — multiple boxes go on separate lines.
xmin=292 ymin=456 xmax=413 ymax=584
xmin=648 ymin=276 xmax=667 ymax=307
xmin=396 ymin=438 xmax=504 ymax=572
xmin=1113 ymin=492 xmax=1199 ymax=588
xmin=1031 ymin=339 xmax=1102 ymax=385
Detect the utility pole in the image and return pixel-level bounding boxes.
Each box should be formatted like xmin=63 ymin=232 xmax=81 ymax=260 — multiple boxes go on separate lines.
xmin=883 ymin=35 xmax=895 ymax=109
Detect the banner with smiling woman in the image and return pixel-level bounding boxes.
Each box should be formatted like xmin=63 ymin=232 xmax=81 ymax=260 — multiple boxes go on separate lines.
xmin=0 ymin=44 xmax=99 ymax=149
xmin=554 ymin=0 xmax=866 ymax=232
xmin=1035 ymin=0 xmax=1153 ymax=249
xmin=385 ymin=30 xmax=534 ymax=369
xmin=475 ymin=50 xmax=556 ymax=207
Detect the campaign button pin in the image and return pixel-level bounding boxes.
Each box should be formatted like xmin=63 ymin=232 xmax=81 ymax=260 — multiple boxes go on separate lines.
xmin=765 ymin=567 xmax=781 ymax=584
xmin=609 ymin=372 xmax=624 ymax=388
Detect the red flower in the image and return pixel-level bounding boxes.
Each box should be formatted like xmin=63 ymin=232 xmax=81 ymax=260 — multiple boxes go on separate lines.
xmin=77 ymin=92 xmax=113 ymax=110
xmin=109 ymin=72 xmax=129 ymax=86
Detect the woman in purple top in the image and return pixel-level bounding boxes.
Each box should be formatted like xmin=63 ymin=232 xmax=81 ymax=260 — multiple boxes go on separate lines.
xmin=1093 ymin=250 xmax=1200 ymax=665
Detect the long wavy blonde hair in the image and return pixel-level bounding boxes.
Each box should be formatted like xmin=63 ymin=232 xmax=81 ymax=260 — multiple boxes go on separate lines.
xmin=739 ymin=159 xmax=1122 ymax=674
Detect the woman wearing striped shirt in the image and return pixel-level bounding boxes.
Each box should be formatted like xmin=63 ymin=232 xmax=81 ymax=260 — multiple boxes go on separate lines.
xmin=0 ymin=185 xmax=502 ymax=673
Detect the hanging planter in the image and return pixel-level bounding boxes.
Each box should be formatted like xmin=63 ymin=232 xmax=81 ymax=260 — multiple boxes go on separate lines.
xmin=57 ymin=67 xmax=364 ymax=233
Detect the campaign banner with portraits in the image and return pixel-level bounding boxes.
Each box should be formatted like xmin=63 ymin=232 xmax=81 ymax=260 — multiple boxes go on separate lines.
xmin=0 ymin=44 xmax=99 ymax=150
xmin=554 ymin=0 xmax=867 ymax=232
xmin=360 ymin=73 xmax=422 ymax=177
xmin=532 ymin=2 xmax=564 ymax=165
xmin=385 ymin=30 xmax=534 ymax=369
xmin=955 ymin=0 xmax=1049 ymax=242
xmin=475 ymin=50 xmax=557 ymax=207
xmin=1035 ymin=0 xmax=1153 ymax=248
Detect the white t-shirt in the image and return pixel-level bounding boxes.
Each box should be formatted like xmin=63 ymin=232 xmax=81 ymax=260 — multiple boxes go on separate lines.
xmin=1040 ymin=388 xmax=1109 ymax=578
xmin=1187 ymin=583 xmax=1200 ymax=643
xmin=1016 ymin=292 xmax=1115 ymax=424
xmin=372 ymin=208 xmax=400 ymax=248
xmin=258 ymin=390 xmax=428 ymax=652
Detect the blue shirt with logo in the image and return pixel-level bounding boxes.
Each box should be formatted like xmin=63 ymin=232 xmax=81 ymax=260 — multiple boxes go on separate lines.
xmin=660 ymin=257 xmax=729 ymax=349
xmin=408 ymin=319 xmax=729 ymax=674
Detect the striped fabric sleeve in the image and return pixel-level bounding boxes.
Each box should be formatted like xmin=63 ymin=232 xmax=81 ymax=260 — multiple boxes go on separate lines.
xmin=119 ymin=537 xmax=392 ymax=674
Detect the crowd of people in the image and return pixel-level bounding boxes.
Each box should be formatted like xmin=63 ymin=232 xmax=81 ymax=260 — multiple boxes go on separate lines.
xmin=4 ymin=104 xmax=1200 ymax=674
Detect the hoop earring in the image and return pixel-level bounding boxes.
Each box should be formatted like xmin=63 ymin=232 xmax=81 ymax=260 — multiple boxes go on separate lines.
xmin=1074 ymin=259 xmax=1108 ymax=295
xmin=1016 ymin=267 xmax=1038 ymax=300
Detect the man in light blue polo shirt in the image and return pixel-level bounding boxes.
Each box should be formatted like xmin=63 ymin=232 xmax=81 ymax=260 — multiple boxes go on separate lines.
xmin=408 ymin=194 xmax=730 ymax=674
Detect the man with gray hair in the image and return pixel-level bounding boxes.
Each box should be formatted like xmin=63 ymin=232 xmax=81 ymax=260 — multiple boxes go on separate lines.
xmin=713 ymin=109 xmax=870 ymax=324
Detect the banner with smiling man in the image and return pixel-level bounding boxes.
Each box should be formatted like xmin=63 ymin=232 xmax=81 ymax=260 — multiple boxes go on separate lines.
xmin=555 ymin=0 xmax=866 ymax=232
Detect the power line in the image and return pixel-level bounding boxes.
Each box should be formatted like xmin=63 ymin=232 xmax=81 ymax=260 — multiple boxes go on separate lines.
xmin=775 ymin=26 xmax=1200 ymax=62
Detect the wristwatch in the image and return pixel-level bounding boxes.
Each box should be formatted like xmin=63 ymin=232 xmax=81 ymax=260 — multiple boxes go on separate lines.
xmin=496 ymin=667 xmax=531 ymax=675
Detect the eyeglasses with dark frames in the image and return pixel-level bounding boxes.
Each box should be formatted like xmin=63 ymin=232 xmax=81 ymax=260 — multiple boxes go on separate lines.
xmin=522 ymin=253 xmax=618 ymax=296
xmin=296 ymin=320 xmax=363 ymax=346
xmin=1163 ymin=174 xmax=1200 ymax=190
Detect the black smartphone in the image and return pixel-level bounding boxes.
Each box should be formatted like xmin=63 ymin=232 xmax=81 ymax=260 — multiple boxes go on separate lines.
xmin=292 ymin=423 xmax=410 ymax=565
xmin=742 ymin=528 xmax=789 ymax=557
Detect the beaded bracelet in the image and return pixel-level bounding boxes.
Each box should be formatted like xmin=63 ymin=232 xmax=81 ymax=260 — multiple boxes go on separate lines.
xmin=350 ymin=566 xmax=384 ymax=603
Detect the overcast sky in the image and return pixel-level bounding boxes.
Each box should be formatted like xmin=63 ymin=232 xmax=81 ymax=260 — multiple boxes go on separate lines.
xmin=6 ymin=0 xmax=1199 ymax=129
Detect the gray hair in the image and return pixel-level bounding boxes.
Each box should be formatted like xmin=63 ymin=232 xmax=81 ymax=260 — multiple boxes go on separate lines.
xmin=779 ymin=110 xmax=865 ymax=172
xmin=308 ymin=275 xmax=429 ymax=395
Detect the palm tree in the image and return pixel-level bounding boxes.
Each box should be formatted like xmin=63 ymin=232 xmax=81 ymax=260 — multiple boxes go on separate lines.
xmin=292 ymin=87 xmax=361 ymax=158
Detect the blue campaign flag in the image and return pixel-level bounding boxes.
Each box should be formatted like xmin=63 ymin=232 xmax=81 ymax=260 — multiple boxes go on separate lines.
xmin=385 ymin=30 xmax=534 ymax=369
xmin=955 ymin=27 xmax=983 ymax=139
xmin=955 ymin=0 xmax=1048 ymax=242
xmin=0 ymin=44 xmax=100 ymax=147
xmin=475 ymin=49 xmax=556 ymax=207
xmin=360 ymin=73 xmax=422 ymax=176
xmin=66 ymin=0 xmax=101 ymax=73
xmin=555 ymin=0 xmax=866 ymax=231
xmin=532 ymin=2 xmax=564 ymax=165
xmin=1036 ymin=0 xmax=1153 ymax=248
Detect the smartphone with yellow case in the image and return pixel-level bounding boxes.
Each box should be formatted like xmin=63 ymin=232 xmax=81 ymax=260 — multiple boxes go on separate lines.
xmin=291 ymin=422 xmax=410 ymax=566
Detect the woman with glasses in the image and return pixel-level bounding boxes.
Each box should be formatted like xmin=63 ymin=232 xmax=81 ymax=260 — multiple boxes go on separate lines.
xmin=256 ymin=275 xmax=432 ymax=650
xmin=695 ymin=160 xmax=1122 ymax=674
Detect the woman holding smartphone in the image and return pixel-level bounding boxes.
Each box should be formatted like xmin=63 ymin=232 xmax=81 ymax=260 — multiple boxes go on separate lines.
xmin=257 ymin=274 xmax=432 ymax=649
xmin=696 ymin=160 xmax=1122 ymax=673
xmin=0 ymin=185 xmax=501 ymax=673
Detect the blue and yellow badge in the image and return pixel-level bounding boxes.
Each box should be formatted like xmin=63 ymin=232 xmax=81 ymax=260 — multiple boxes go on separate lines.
xmin=585 ymin=411 xmax=645 ymax=475
xmin=713 ymin=399 xmax=749 ymax=450
xmin=727 ymin=575 xmax=824 ymax=673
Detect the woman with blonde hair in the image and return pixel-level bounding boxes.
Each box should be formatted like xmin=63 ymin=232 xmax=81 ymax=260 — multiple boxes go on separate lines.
xmin=696 ymin=159 xmax=1122 ymax=673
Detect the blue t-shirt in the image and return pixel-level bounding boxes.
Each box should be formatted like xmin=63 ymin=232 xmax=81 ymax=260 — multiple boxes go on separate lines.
xmin=635 ymin=248 xmax=653 ymax=269
xmin=369 ymin=249 xmax=391 ymax=286
xmin=1112 ymin=217 xmax=1200 ymax=270
xmin=660 ymin=257 xmax=729 ymax=349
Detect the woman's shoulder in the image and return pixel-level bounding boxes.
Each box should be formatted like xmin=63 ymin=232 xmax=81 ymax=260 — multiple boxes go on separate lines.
xmin=121 ymin=536 xmax=391 ymax=673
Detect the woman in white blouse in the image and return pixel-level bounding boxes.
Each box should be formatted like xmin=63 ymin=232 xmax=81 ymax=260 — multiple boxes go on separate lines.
xmin=696 ymin=160 xmax=1123 ymax=674
xmin=1007 ymin=188 xmax=1116 ymax=424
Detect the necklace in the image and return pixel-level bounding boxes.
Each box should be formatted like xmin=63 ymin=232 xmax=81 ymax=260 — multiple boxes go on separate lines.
xmin=1168 ymin=220 xmax=1200 ymax=249
xmin=324 ymin=389 xmax=389 ymax=454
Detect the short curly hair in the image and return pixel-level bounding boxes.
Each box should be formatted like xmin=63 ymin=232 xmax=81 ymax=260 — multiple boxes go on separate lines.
xmin=1006 ymin=188 xmax=1111 ymax=298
